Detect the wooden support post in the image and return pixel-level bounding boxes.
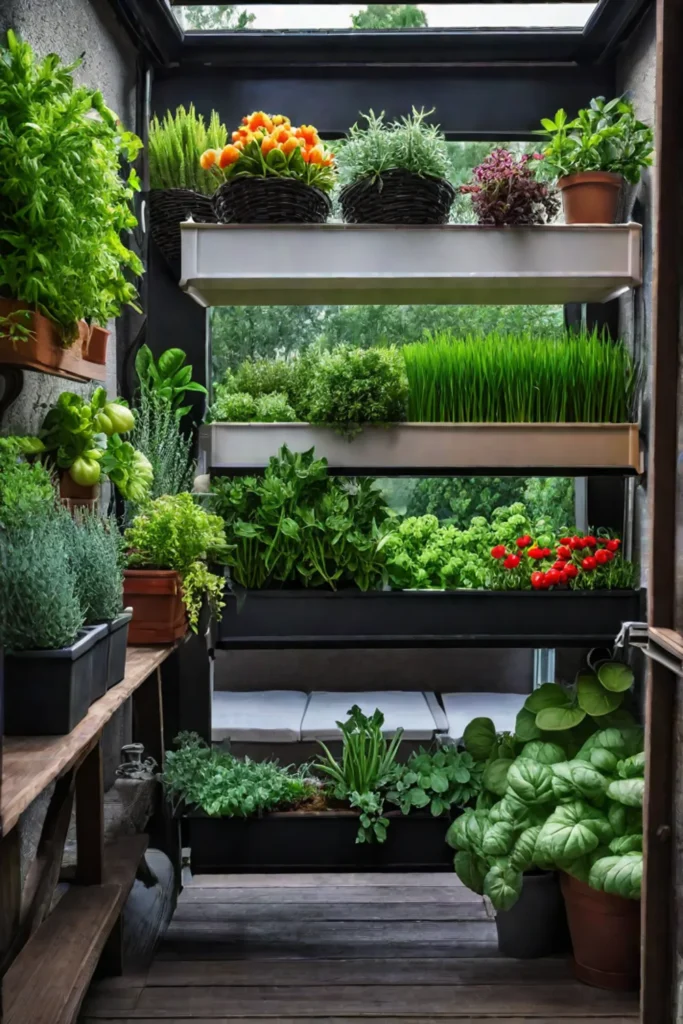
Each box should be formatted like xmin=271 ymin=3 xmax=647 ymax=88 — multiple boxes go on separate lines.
xmin=0 ymin=829 xmax=21 ymax=978
xmin=76 ymin=741 xmax=104 ymax=886
xmin=20 ymin=772 xmax=75 ymax=940
xmin=642 ymin=0 xmax=683 ymax=1020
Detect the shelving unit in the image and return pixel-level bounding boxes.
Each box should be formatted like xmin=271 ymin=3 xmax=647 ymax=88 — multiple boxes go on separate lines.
xmin=201 ymin=422 xmax=643 ymax=476
xmin=180 ymin=222 xmax=642 ymax=307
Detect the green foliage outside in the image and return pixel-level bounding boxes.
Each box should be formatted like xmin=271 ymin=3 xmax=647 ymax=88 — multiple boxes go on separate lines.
xmin=210 ymin=303 xmax=565 ymax=378
xmin=351 ymin=5 xmax=428 ymax=29
xmin=179 ymin=5 xmax=255 ymax=30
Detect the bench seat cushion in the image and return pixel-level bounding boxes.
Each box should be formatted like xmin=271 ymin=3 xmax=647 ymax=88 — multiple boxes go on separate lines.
xmin=442 ymin=692 xmax=528 ymax=741
xmin=301 ymin=691 xmax=440 ymax=742
xmin=212 ymin=690 xmax=309 ymax=743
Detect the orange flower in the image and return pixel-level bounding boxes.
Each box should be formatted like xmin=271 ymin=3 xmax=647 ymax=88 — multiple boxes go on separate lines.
xmin=233 ymin=140 xmax=244 ymax=151
xmin=261 ymin=136 xmax=277 ymax=156
xmin=219 ymin=144 xmax=241 ymax=169
xmin=199 ymin=148 xmax=219 ymax=170
xmin=281 ymin=136 xmax=300 ymax=156
xmin=248 ymin=110 xmax=273 ymax=133
xmin=242 ymin=115 xmax=250 ymax=125
xmin=272 ymin=114 xmax=291 ymax=127
xmin=306 ymin=144 xmax=324 ymax=165
xmin=298 ymin=124 xmax=319 ymax=146
xmin=322 ymin=153 xmax=335 ymax=167
xmin=272 ymin=125 xmax=291 ymax=145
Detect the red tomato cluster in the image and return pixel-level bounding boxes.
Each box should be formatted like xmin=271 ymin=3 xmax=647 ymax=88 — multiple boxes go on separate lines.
xmin=490 ymin=534 xmax=622 ymax=589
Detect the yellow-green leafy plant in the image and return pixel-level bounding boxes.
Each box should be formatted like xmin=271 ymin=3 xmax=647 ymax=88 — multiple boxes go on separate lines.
xmin=125 ymin=493 xmax=227 ymax=630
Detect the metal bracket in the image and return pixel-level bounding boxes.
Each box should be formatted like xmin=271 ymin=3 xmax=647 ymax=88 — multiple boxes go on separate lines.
xmin=614 ymin=620 xmax=649 ymax=651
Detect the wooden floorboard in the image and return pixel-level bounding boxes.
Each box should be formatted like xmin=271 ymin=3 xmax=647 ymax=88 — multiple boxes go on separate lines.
xmin=82 ymin=874 xmax=639 ymax=1022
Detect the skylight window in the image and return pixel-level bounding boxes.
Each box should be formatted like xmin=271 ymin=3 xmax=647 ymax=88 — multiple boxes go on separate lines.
xmin=171 ymin=4 xmax=598 ymax=33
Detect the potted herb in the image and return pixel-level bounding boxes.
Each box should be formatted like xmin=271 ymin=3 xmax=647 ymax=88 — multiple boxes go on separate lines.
xmin=68 ymin=512 xmax=131 ymax=695
xmin=459 ymin=148 xmax=559 ymax=226
xmin=448 ymin=712 xmax=643 ymax=981
xmin=0 ymin=512 xmax=107 ymax=735
xmin=149 ymin=104 xmax=225 ymax=270
xmin=201 ymin=111 xmax=335 ymax=224
xmin=0 ymin=31 xmax=142 ymax=363
xmin=535 ymin=96 xmax=654 ymax=223
xmin=123 ymin=493 xmax=227 ymax=643
xmin=336 ymin=108 xmax=455 ymax=224
xmin=35 ymin=388 xmax=153 ymax=509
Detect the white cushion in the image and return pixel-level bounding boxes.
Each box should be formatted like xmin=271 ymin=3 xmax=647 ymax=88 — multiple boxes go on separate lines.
xmin=212 ymin=691 xmax=309 ymax=743
xmin=301 ymin=691 xmax=439 ymax=742
xmin=442 ymin=692 xmax=528 ymax=741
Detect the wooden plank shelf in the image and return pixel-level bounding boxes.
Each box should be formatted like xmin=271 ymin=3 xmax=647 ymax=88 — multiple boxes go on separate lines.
xmin=1 ymin=645 xmax=174 ymax=837
xmin=2 ymin=834 xmax=148 ymax=1024
xmin=180 ymin=222 xmax=642 ymax=307
xmin=644 ymin=627 xmax=683 ymax=675
xmin=200 ymin=422 xmax=643 ymax=477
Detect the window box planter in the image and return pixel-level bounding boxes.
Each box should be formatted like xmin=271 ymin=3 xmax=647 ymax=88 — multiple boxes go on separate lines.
xmin=101 ymin=609 xmax=133 ymax=690
xmin=89 ymin=624 xmax=109 ymax=704
xmin=3 ymin=623 xmax=108 ymax=736
xmin=123 ymin=569 xmax=187 ymax=645
xmin=218 ymin=588 xmax=643 ymax=650
xmin=180 ymin=222 xmax=642 ymax=307
xmin=200 ymin=422 xmax=642 ymax=476
xmin=186 ymin=809 xmax=453 ymax=874
xmin=0 ymin=299 xmax=106 ymax=383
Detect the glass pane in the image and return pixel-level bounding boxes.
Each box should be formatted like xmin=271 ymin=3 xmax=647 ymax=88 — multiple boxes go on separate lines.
xmin=172 ymin=3 xmax=597 ymax=32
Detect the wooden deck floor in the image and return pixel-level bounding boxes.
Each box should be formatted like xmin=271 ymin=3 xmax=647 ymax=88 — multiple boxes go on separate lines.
xmin=81 ymin=872 xmax=639 ymax=1022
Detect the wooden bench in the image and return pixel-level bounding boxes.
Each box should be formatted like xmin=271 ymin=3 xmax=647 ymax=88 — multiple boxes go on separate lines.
xmin=0 ymin=646 xmax=175 ymax=1023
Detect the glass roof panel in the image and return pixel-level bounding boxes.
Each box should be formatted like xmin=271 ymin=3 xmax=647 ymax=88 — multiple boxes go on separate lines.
xmin=171 ymin=3 xmax=598 ymax=33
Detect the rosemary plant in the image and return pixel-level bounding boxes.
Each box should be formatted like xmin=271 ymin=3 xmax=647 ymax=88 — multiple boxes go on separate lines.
xmin=149 ymin=104 xmax=227 ymax=194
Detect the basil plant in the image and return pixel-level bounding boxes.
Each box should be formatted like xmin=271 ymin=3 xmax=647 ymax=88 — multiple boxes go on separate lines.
xmin=448 ymin=714 xmax=644 ymax=911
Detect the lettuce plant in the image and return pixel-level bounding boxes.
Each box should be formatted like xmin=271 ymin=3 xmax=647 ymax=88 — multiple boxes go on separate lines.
xmin=447 ymin=717 xmax=644 ymax=909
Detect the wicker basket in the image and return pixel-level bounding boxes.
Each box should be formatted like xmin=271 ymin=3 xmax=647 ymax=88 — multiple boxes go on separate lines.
xmin=213 ymin=177 xmax=332 ymax=224
xmin=149 ymin=188 xmax=216 ymax=271
xmin=340 ymin=169 xmax=456 ymax=225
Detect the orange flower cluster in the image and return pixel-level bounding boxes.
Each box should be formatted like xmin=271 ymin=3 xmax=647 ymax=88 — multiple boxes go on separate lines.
xmin=200 ymin=111 xmax=334 ymax=173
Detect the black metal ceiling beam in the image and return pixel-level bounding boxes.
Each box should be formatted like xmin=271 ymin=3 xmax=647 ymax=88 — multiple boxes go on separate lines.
xmin=581 ymin=0 xmax=654 ymax=61
xmin=106 ymin=0 xmax=183 ymax=65
xmin=153 ymin=61 xmax=615 ymax=138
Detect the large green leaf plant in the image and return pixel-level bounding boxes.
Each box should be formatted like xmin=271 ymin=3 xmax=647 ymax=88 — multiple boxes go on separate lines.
xmin=0 ymin=30 xmax=142 ymax=340
xmin=448 ymin=705 xmax=644 ymax=910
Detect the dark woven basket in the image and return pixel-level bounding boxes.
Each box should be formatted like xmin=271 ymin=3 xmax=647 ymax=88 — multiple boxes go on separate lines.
xmin=340 ymin=169 xmax=456 ymax=225
xmin=149 ymin=188 xmax=216 ymax=272
xmin=213 ymin=177 xmax=332 ymax=224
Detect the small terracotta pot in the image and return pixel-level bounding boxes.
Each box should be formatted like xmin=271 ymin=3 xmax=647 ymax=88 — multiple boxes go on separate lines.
xmin=560 ymin=872 xmax=640 ymax=990
xmin=85 ymin=325 xmax=110 ymax=366
xmin=123 ymin=569 xmax=188 ymax=645
xmin=59 ymin=472 xmax=99 ymax=513
xmin=557 ymin=171 xmax=623 ymax=224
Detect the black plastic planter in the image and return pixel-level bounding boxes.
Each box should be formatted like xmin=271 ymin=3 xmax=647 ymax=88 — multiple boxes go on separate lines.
xmin=90 ymin=627 xmax=109 ymax=704
xmin=106 ymin=609 xmax=133 ymax=690
xmin=187 ymin=810 xmax=453 ymax=874
xmin=218 ymin=588 xmax=643 ymax=649
xmin=495 ymin=871 xmax=570 ymax=958
xmin=3 ymin=623 xmax=108 ymax=736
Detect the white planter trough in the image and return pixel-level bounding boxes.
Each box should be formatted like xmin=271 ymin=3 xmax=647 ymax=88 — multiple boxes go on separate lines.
xmin=180 ymin=222 xmax=642 ymax=307
xmin=199 ymin=422 xmax=642 ymax=476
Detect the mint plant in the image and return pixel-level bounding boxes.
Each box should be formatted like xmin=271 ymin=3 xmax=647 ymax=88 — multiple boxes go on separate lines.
xmin=387 ymin=746 xmax=483 ymax=817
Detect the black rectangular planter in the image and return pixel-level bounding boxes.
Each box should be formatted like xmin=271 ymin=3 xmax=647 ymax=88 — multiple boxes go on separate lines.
xmin=90 ymin=628 xmax=109 ymax=704
xmin=106 ymin=610 xmax=133 ymax=690
xmin=187 ymin=810 xmax=453 ymax=874
xmin=218 ymin=588 xmax=643 ymax=649
xmin=3 ymin=623 xmax=108 ymax=736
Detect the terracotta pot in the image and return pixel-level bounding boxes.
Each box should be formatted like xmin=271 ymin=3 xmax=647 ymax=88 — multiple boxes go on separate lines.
xmin=85 ymin=324 xmax=110 ymax=366
xmin=59 ymin=472 xmax=99 ymax=513
xmin=0 ymin=298 xmax=106 ymax=383
xmin=560 ymin=872 xmax=640 ymax=990
xmin=557 ymin=171 xmax=623 ymax=224
xmin=123 ymin=569 xmax=188 ymax=645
